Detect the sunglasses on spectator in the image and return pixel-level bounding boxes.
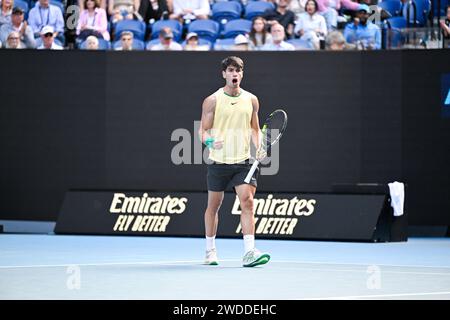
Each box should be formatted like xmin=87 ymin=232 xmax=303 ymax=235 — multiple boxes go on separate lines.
xmin=44 ymin=33 xmax=53 ymax=37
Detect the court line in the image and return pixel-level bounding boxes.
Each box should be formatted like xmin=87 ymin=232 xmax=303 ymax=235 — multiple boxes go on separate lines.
xmin=269 ymin=265 xmax=450 ymax=276
xmin=0 ymin=259 xmax=238 ymax=269
xmin=312 ymin=291 xmax=450 ymax=300
xmin=272 ymin=260 xmax=450 ymax=270
xmin=1 ymin=260 xmax=450 ymax=276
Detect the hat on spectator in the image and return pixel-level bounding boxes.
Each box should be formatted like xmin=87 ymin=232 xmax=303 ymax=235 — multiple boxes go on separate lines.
xmin=12 ymin=7 xmax=24 ymax=14
xmin=160 ymin=28 xmax=174 ymax=39
xmin=41 ymin=25 xmax=54 ymax=35
xmin=186 ymin=32 xmax=198 ymax=40
xmin=234 ymin=34 xmax=249 ymax=45
xmin=357 ymin=4 xmax=371 ymax=13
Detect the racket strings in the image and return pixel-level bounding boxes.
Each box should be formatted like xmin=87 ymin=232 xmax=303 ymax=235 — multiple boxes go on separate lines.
xmin=264 ymin=112 xmax=286 ymax=146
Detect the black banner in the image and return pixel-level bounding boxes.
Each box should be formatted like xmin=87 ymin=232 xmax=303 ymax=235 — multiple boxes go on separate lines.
xmin=55 ymin=190 xmax=406 ymax=241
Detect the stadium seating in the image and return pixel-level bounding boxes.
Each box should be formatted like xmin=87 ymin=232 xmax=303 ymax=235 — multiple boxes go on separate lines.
xmin=385 ymin=16 xmax=407 ymax=48
xmin=244 ymin=1 xmax=275 ymax=20
xmin=402 ymin=0 xmax=431 ymax=26
xmin=222 ymin=19 xmax=252 ymax=38
xmin=212 ymin=1 xmax=243 ymax=26
xmin=150 ymin=19 xmax=183 ymax=41
xmin=188 ymin=19 xmax=220 ymax=42
xmin=431 ymin=0 xmax=448 ymax=17
xmin=378 ymin=0 xmax=402 ymax=17
xmin=114 ymin=20 xmax=146 ymax=41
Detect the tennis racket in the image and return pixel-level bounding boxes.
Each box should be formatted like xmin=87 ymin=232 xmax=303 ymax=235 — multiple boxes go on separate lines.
xmin=244 ymin=109 xmax=288 ymax=184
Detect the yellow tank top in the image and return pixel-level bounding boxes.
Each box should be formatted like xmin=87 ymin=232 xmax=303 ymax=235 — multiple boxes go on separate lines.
xmin=209 ymin=88 xmax=253 ymax=164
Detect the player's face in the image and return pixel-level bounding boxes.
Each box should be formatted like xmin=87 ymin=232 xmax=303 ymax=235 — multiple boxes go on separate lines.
xmin=222 ymin=66 xmax=243 ymax=88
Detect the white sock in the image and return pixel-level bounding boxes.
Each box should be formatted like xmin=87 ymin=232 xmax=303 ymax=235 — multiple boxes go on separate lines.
xmin=206 ymin=236 xmax=216 ymax=251
xmin=243 ymin=234 xmax=255 ymax=254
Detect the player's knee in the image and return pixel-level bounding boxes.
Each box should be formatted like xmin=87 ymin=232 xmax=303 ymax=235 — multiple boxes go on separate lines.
xmin=207 ymin=201 xmax=223 ymax=214
xmin=240 ymin=196 xmax=254 ymax=213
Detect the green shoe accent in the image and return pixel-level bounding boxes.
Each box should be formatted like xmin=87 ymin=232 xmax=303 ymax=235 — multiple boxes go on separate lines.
xmin=208 ymin=261 xmax=219 ymax=266
xmin=243 ymin=253 xmax=271 ymax=267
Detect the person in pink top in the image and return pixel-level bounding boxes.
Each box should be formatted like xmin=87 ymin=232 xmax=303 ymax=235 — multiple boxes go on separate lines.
xmin=314 ymin=0 xmax=364 ymax=30
xmin=76 ymin=0 xmax=110 ymax=41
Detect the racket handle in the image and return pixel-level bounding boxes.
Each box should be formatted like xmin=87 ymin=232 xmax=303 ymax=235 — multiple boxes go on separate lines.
xmin=244 ymin=160 xmax=260 ymax=184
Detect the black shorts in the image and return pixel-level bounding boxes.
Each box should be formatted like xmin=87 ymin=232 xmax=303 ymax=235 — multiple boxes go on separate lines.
xmin=207 ymin=160 xmax=259 ymax=192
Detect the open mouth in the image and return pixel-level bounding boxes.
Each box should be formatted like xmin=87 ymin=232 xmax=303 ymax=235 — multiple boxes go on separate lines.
xmin=232 ymin=79 xmax=238 ymax=84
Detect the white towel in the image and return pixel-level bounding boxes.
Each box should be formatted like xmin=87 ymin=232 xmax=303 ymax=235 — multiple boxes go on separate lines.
xmin=388 ymin=182 xmax=405 ymax=217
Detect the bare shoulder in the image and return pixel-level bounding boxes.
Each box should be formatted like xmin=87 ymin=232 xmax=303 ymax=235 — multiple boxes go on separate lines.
xmin=202 ymin=93 xmax=217 ymax=112
xmin=248 ymin=92 xmax=259 ymax=112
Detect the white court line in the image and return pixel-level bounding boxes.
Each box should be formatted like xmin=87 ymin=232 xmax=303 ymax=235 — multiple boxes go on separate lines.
xmin=1 ymin=259 xmax=450 ymax=276
xmin=269 ymin=265 xmax=450 ymax=276
xmin=312 ymin=291 xmax=450 ymax=300
xmin=0 ymin=259 xmax=239 ymax=269
xmin=272 ymin=260 xmax=450 ymax=269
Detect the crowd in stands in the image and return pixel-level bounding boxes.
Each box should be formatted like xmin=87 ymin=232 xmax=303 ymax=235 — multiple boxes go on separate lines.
xmin=0 ymin=0 xmax=448 ymax=50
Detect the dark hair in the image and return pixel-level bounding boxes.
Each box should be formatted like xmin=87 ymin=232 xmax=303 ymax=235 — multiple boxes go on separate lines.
xmin=305 ymin=0 xmax=318 ymax=13
xmin=221 ymin=56 xmax=244 ymax=71
xmin=249 ymin=16 xmax=268 ymax=47
xmin=84 ymin=0 xmax=100 ymax=9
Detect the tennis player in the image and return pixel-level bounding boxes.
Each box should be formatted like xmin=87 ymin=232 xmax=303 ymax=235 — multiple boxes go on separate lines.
xmin=198 ymin=56 xmax=270 ymax=267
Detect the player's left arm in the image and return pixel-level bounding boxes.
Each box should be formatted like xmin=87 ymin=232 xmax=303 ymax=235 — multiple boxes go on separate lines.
xmin=250 ymin=95 xmax=263 ymax=158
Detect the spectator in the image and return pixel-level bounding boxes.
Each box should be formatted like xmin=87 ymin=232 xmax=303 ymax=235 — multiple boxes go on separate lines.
xmin=0 ymin=0 xmax=13 ymax=27
xmin=169 ymin=0 xmax=210 ymax=22
xmin=289 ymin=0 xmax=307 ymax=15
xmin=28 ymin=0 xmax=65 ymax=43
xmin=263 ymin=0 xmax=296 ymax=39
xmin=316 ymin=0 xmax=362 ymax=31
xmin=183 ymin=31 xmax=209 ymax=50
xmin=115 ymin=30 xmax=134 ymax=50
xmin=76 ymin=0 xmax=110 ymax=41
xmin=325 ymin=30 xmax=348 ymax=50
xmin=37 ymin=25 xmax=63 ymax=49
xmin=294 ymin=0 xmax=326 ymax=50
xmin=86 ymin=35 xmax=99 ymax=49
xmin=233 ymin=34 xmax=251 ymax=51
xmin=4 ymin=30 xmax=21 ymax=48
xmin=0 ymin=7 xmax=36 ymax=48
xmin=439 ymin=5 xmax=450 ymax=47
xmin=343 ymin=4 xmax=380 ymax=50
xmin=148 ymin=26 xmax=182 ymax=50
xmin=138 ymin=0 xmax=170 ymax=23
xmin=108 ymin=0 xmax=142 ymax=24
xmin=249 ymin=16 xmax=272 ymax=50
xmin=261 ymin=22 xmax=295 ymax=50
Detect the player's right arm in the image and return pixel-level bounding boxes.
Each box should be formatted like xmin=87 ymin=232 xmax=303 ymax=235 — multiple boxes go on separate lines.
xmin=199 ymin=95 xmax=223 ymax=149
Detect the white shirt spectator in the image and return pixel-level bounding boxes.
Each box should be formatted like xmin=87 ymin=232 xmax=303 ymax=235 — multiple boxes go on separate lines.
xmin=294 ymin=12 xmax=327 ymax=36
xmin=172 ymin=0 xmax=210 ymax=17
xmin=261 ymin=41 xmax=295 ymax=51
xmin=150 ymin=41 xmax=182 ymax=50
xmin=38 ymin=42 xmax=63 ymax=49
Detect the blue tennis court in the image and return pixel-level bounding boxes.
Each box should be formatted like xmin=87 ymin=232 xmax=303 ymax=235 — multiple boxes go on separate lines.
xmin=1 ymin=234 xmax=450 ymax=300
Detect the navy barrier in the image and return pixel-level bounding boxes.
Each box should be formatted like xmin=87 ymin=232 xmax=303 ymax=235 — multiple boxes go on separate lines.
xmin=55 ymin=190 xmax=407 ymax=242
